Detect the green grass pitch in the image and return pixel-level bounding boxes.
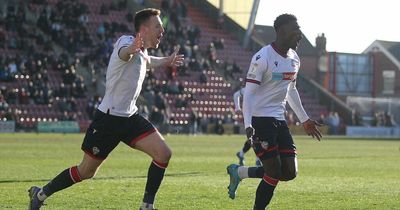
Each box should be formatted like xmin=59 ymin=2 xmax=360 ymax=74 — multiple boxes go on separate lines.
xmin=1 ymin=133 xmax=399 ymax=209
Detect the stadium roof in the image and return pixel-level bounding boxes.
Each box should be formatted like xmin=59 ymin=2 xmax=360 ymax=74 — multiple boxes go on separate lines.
xmin=252 ymin=25 xmax=317 ymax=56
xmin=363 ymin=40 xmax=400 ymax=70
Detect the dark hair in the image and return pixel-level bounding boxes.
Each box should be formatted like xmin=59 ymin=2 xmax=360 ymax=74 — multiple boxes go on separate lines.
xmin=134 ymin=8 xmax=161 ymax=32
xmin=273 ymin=14 xmax=297 ymax=30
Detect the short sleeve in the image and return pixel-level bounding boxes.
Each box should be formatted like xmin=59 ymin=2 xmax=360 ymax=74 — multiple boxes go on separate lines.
xmin=246 ymin=50 xmax=268 ymax=85
xmin=114 ymin=35 xmax=134 ymax=52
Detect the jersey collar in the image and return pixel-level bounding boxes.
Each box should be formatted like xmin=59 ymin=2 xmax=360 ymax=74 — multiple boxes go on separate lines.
xmin=271 ymin=42 xmax=288 ymax=58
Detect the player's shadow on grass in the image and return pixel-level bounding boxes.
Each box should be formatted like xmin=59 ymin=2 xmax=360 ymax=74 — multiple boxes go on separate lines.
xmin=0 ymin=172 xmax=201 ymax=184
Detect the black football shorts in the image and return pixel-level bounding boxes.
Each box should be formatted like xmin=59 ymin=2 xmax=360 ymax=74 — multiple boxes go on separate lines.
xmin=81 ymin=109 xmax=157 ymax=160
xmin=251 ymin=117 xmax=297 ymax=160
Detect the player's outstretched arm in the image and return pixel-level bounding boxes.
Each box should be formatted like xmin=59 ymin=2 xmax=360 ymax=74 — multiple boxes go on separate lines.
xmin=287 ymin=81 xmax=309 ymax=123
xmin=148 ymin=46 xmax=184 ymax=68
xmin=119 ymin=33 xmax=143 ymax=61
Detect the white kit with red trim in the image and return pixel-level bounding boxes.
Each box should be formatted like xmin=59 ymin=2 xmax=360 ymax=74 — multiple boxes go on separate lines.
xmin=243 ymin=43 xmax=309 ymax=128
xmin=98 ymin=35 xmax=149 ymax=117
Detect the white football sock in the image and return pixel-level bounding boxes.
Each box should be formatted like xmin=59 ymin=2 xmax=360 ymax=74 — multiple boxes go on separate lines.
xmin=141 ymin=202 xmax=154 ymax=210
xmin=238 ymin=150 xmax=244 ymax=157
xmin=237 ymin=166 xmax=249 ymax=179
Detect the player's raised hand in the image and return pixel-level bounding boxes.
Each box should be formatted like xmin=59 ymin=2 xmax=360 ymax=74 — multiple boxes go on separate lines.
xmin=168 ymin=46 xmax=184 ymax=67
xmin=128 ymin=33 xmax=143 ymax=54
xmin=302 ymin=119 xmax=323 ymax=141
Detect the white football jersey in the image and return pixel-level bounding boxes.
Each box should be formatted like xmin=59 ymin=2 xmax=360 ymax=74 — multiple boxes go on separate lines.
xmin=98 ymin=35 xmax=148 ymax=117
xmin=245 ymin=43 xmax=301 ymax=121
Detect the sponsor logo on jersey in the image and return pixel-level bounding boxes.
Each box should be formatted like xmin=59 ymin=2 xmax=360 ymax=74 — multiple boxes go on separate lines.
xmin=272 ymin=72 xmax=297 ymax=81
xmin=256 ymin=55 xmax=261 ymax=61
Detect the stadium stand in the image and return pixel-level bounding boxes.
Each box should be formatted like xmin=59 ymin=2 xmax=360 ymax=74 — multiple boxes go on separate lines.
xmin=0 ymin=0 xmax=329 ymax=134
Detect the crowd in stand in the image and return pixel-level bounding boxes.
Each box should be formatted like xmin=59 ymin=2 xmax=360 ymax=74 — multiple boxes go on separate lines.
xmin=139 ymin=0 xmax=229 ymax=133
xmin=0 ymin=0 xmax=269 ymax=134
xmin=0 ymin=0 xmax=88 ymax=128
xmin=3 ymin=0 xmax=370 ymax=135
xmin=36 ymin=0 xmax=91 ymax=54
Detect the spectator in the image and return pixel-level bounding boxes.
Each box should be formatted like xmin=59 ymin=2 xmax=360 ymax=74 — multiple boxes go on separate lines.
xmin=197 ymin=113 xmax=208 ymax=134
xmin=154 ymin=91 xmax=166 ymax=111
xmin=351 ymin=109 xmax=362 ymax=126
xmin=6 ymin=88 xmax=18 ymax=104
xmin=0 ymin=27 xmax=6 ymax=48
xmin=58 ymin=97 xmax=69 ymax=112
xmin=331 ymin=112 xmax=340 ymax=135
xmin=100 ymin=4 xmax=108 ymax=15
xmin=168 ymin=81 xmax=180 ymax=94
xmin=232 ymin=61 xmax=241 ymax=73
xmin=317 ymin=113 xmax=326 ymax=125
xmin=8 ymin=59 xmax=18 ymax=75
xmin=199 ymin=70 xmax=208 ymax=84
xmin=78 ymin=14 xmax=89 ymax=26
xmin=188 ymin=58 xmax=201 ymax=72
xmin=19 ymin=88 xmax=29 ymax=104
xmin=178 ymin=81 xmax=185 ymax=94
xmin=149 ymin=107 xmax=165 ymax=130
xmin=143 ymin=89 xmax=155 ymax=108
xmin=212 ymin=37 xmax=224 ymax=49
xmin=0 ymin=93 xmax=9 ymax=111
xmin=175 ymin=94 xmax=187 ymax=108
xmin=126 ymin=12 xmax=133 ymax=22
xmin=214 ymin=119 xmax=224 ymax=135
xmin=216 ymin=14 xmax=224 ymax=29
xmin=56 ymin=83 xmax=69 ymax=98
xmin=384 ymin=111 xmax=395 ymax=127
xmin=207 ymin=43 xmax=217 ymax=64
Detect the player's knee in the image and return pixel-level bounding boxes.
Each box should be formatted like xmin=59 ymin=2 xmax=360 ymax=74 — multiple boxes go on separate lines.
xmin=153 ymin=146 xmax=172 ymax=164
xmin=161 ymin=147 xmax=172 ymax=162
